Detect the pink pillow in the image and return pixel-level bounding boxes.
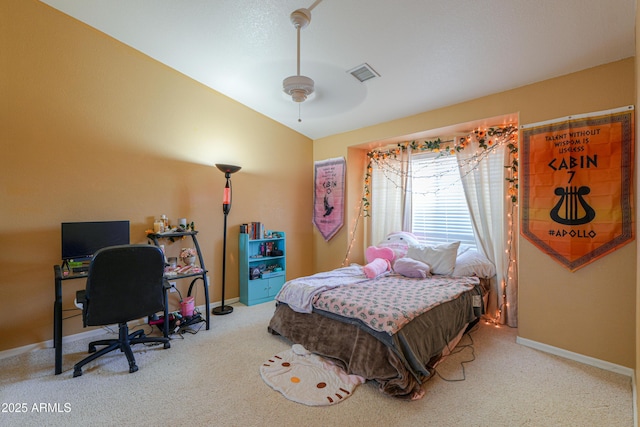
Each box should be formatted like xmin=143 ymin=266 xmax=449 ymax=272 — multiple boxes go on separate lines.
xmin=365 ymin=246 xmax=395 ymax=264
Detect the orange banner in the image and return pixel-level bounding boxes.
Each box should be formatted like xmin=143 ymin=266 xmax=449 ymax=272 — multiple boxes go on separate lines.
xmin=521 ymin=107 xmax=634 ymax=271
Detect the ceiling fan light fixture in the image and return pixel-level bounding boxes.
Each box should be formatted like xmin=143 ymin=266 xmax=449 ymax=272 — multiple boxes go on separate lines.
xmin=290 ymin=8 xmax=311 ymax=29
xmin=282 ymin=1 xmax=323 ymax=112
xmin=283 ymin=75 xmax=315 ymax=103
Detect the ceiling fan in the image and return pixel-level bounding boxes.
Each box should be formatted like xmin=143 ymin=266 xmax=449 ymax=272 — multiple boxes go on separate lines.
xmin=282 ymin=0 xmax=323 ymax=108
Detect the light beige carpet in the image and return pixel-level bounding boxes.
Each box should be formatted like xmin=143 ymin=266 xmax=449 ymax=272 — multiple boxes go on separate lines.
xmin=0 ymin=301 xmax=633 ymax=427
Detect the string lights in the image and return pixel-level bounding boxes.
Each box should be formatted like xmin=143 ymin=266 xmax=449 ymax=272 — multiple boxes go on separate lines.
xmin=350 ymin=124 xmax=519 ymax=325
xmin=363 ymin=125 xmax=518 ymax=216
xmin=341 ymin=195 xmax=364 ymax=267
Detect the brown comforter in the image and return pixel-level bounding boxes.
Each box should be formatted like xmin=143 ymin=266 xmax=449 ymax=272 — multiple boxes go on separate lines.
xmin=267 ymin=284 xmax=480 ymax=398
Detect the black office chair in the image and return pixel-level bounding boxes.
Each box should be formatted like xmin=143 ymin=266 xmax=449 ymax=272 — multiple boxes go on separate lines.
xmin=73 ymin=244 xmax=170 ymax=377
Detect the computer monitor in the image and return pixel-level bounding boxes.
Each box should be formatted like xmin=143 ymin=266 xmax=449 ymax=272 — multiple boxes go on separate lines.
xmin=61 ymin=220 xmax=130 ymax=262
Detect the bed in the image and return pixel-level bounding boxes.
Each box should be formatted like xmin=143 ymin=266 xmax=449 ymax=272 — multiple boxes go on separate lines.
xmin=267 ymin=246 xmax=494 ymax=399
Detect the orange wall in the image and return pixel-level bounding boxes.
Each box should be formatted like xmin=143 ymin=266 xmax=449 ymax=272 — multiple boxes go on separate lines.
xmin=314 ymin=59 xmax=636 ymax=369
xmin=0 ymin=1 xmax=314 ymax=351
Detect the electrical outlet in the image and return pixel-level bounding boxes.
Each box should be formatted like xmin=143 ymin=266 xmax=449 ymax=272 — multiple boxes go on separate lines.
xmin=169 ymin=281 xmax=177 ymax=293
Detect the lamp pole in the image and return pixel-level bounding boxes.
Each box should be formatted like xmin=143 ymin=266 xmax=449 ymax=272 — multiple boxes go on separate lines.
xmin=212 ymin=164 xmax=241 ymax=315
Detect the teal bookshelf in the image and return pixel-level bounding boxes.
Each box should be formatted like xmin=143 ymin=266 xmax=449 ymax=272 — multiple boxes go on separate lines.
xmin=238 ymin=230 xmax=286 ymax=305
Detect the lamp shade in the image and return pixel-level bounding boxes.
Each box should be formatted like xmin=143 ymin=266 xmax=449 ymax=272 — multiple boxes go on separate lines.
xmin=215 ymin=164 xmax=241 ymax=175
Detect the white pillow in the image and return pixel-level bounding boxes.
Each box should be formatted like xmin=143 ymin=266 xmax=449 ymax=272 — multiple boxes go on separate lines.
xmin=457 ymin=244 xmax=472 ymax=256
xmin=452 ymin=250 xmax=496 ymax=278
xmin=406 ymin=241 xmax=460 ymax=275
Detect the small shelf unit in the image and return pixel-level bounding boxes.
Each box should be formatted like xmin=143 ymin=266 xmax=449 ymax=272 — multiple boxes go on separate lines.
xmin=238 ymin=230 xmax=286 ymax=306
xmin=147 ymin=230 xmax=210 ymax=331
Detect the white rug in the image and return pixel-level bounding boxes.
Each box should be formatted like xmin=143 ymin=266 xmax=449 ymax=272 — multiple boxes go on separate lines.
xmin=260 ymin=344 xmax=364 ymax=406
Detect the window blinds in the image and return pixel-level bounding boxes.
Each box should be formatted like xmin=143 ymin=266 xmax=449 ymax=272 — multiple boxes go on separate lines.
xmin=410 ymin=153 xmax=476 ymax=248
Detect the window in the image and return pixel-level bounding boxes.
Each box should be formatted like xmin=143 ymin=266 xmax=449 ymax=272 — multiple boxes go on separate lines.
xmin=410 ymin=153 xmax=476 ymax=249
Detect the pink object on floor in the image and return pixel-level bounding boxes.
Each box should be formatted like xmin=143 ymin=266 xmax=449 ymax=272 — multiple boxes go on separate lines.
xmin=181 ymin=296 xmax=195 ymax=317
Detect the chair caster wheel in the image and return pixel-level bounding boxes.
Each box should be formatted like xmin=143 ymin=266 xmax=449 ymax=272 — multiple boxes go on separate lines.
xmin=73 ymin=368 xmax=82 ymax=377
xmin=129 ymin=364 xmax=139 ymax=374
xmin=164 ymin=342 xmax=171 ymax=349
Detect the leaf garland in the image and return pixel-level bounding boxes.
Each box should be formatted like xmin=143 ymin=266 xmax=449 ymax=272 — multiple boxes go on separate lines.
xmin=363 ymin=125 xmax=518 ymax=217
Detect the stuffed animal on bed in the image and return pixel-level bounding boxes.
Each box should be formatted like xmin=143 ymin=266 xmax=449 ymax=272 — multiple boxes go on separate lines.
xmin=393 ymin=257 xmax=431 ymax=278
xmin=364 ymin=231 xmax=423 ymax=278
xmin=365 ymin=231 xmax=420 ymax=264
xmin=363 ymin=257 xmax=391 ymax=278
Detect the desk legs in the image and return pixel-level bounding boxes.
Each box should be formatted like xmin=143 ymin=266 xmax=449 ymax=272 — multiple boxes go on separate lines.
xmin=163 ymin=285 xmax=169 ymax=338
xmin=54 ymin=277 xmax=63 ymax=375
xmin=203 ymin=276 xmax=210 ymax=330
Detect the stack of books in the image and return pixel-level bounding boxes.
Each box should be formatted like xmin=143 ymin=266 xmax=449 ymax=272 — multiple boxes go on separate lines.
xmin=240 ymin=222 xmax=265 ymax=240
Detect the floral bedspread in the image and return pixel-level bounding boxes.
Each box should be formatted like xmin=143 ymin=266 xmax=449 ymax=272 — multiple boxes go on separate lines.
xmin=313 ymin=274 xmax=479 ymax=335
xmin=275 ymin=265 xmax=370 ymax=314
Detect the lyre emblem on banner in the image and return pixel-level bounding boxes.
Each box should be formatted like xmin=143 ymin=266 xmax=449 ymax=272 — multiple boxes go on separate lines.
xmin=550 ymin=186 xmax=596 ymax=225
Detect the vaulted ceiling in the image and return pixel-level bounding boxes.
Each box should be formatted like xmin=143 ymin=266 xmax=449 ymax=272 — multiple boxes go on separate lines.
xmin=41 ymin=0 xmax=635 ymax=140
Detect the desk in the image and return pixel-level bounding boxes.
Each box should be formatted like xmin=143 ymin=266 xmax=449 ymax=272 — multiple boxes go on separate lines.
xmin=53 ymin=265 xmax=170 ymax=375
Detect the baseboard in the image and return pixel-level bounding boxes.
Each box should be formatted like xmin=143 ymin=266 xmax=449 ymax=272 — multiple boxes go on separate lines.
xmin=0 ymin=298 xmax=239 ymax=362
xmin=211 ymin=297 xmax=239 ymax=306
xmin=516 ymin=336 xmax=634 ymax=377
xmin=0 ymin=328 xmax=107 ymax=361
xmin=518 ymin=335 xmax=636 ymax=426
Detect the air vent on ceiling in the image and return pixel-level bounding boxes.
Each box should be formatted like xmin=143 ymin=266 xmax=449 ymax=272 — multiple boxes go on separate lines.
xmin=348 ymin=63 xmax=380 ymax=83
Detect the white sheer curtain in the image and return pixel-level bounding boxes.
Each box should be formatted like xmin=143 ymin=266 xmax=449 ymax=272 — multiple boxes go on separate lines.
xmin=456 ymin=140 xmax=518 ymax=327
xmin=368 ymin=139 xmax=518 ymax=326
xmin=370 ymin=148 xmax=411 ymax=245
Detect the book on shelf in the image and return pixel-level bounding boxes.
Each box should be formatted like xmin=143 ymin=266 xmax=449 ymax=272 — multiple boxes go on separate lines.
xmin=241 ymin=222 xmax=265 ymax=240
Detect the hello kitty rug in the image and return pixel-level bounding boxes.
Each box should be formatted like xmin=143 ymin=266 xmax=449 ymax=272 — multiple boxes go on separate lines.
xmin=260 ymin=344 xmax=365 ymax=406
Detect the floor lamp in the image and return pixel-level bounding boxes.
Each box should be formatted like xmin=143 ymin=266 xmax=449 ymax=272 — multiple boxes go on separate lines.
xmin=212 ymin=163 xmax=241 ymax=315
